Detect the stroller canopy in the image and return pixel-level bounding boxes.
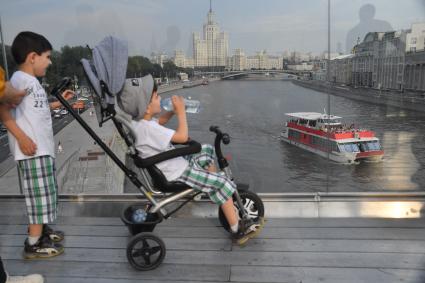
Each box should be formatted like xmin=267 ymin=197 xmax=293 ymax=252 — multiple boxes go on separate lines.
xmin=81 ymin=36 xmax=156 ymax=123
xmin=81 ymin=36 xmax=128 ymax=105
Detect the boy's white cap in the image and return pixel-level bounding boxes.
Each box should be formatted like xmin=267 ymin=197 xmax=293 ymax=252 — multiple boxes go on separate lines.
xmin=117 ymin=74 xmax=154 ymax=120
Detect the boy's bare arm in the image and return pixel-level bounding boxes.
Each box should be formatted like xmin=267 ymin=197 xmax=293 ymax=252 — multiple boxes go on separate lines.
xmin=158 ymin=111 xmax=174 ymax=125
xmin=170 ymin=96 xmax=188 ymax=143
xmin=49 ymin=89 xmax=75 ymax=110
xmin=0 ymin=104 xmax=37 ymax=155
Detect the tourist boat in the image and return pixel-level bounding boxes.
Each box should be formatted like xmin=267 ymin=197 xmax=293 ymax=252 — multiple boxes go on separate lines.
xmin=280 ymin=112 xmax=384 ymax=163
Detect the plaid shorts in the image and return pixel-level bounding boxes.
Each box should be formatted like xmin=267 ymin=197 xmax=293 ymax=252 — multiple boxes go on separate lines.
xmin=177 ymin=144 xmax=236 ymax=205
xmin=18 ymin=155 xmax=58 ymax=224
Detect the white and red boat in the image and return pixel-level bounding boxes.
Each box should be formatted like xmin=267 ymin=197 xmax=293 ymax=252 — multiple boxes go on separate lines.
xmin=280 ymin=112 xmax=384 ymax=163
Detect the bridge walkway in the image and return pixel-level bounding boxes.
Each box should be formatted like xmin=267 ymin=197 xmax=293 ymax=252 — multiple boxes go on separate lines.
xmin=1 ymin=200 xmax=425 ymax=283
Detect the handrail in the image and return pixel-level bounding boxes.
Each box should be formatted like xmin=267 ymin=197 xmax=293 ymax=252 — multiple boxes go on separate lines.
xmin=1 ymin=191 xmax=425 ymax=202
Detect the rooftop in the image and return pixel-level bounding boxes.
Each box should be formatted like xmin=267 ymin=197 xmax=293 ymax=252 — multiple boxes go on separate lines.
xmin=285 ymin=112 xmax=342 ymax=120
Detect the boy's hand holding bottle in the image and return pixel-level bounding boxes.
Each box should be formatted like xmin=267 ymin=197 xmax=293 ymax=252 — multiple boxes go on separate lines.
xmin=161 ymin=95 xmax=200 ymax=114
xmin=171 ymin=95 xmax=186 ymax=116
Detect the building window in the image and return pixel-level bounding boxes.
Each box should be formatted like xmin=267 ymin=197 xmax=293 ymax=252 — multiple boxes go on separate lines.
xmin=411 ymin=37 xmax=417 ymax=44
xmin=410 ymin=47 xmax=416 ymax=52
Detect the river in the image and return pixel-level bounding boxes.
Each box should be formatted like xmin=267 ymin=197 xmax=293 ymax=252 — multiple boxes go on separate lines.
xmin=162 ymin=80 xmax=425 ymax=193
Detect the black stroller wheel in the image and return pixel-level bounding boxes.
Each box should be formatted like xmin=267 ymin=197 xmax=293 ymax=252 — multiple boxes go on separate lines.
xmin=218 ymin=190 xmax=265 ymax=233
xmin=126 ymin=232 xmax=166 ymax=271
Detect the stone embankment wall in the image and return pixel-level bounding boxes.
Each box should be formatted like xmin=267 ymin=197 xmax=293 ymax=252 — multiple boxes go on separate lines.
xmin=292 ymin=80 xmax=425 ymax=112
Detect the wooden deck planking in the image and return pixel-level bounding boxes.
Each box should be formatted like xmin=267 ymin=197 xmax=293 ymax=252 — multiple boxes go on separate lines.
xmin=1 ymin=216 xmax=425 ymax=228
xmin=1 ymin=209 xmax=425 ymax=282
xmin=230 ymin=266 xmax=425 ymax=283
xmin=2 ymin=224 xmax=425 ymax=240
xmin=4 ymin=261 xmax=230 ymax=282
xmin=2 ymin=247 xmax=425 ymax=270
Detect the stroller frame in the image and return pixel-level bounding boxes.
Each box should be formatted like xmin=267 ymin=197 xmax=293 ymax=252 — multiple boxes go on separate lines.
xmin=51 ymin=74 xmax=264 ymax=271
xmin=51 ymin=78 xmax=199 ymax=217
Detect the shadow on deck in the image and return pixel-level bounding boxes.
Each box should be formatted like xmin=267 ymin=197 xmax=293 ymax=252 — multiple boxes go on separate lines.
xmin=1 ymin=199 xmax=425 ymax=283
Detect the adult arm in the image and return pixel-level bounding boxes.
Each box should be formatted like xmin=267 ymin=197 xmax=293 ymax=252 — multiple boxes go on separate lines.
xmin=0 ymin=67 xmax=26 ymax=106
xmin=0 ymin=104 xmax=37 ymax=155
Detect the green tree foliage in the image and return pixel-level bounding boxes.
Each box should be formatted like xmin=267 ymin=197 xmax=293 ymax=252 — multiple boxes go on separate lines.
xmin=56 ymin=45 xmax=91 ymax=82
xmin=127 ymin=56 xmax=165 ymax=78
xmin=1 ymin=44 xmax=182 ymax=88
xmin=163 ymin=61 xmax=178 ymax=78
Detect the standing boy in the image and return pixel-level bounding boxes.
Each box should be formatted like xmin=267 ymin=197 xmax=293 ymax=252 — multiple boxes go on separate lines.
xmin=0 ymin=66 xmax=44 ymax=283
xmin=0 ymin=31 xmax=74 ymax=259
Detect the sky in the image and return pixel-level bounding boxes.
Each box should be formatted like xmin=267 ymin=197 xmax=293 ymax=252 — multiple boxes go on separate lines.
xmin=1 ymin=0 xmax=425 ymax=57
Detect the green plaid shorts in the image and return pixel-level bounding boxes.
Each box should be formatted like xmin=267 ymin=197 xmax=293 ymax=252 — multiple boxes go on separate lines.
xmin=177 ymin=144 xmax=236 ymax=205
xmin=18 ymin=155 xmax=58 ymax=224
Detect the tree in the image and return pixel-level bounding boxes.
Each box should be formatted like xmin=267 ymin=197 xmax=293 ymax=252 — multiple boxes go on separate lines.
xmin=163 ymin=61 xmax=178 ymax=78
xmin=127 ymin=56 xmax=160 ymax=78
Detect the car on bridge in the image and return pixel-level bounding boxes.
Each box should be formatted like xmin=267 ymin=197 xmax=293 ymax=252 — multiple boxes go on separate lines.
xmin=0 ymin=123 xmax=7 ymax=134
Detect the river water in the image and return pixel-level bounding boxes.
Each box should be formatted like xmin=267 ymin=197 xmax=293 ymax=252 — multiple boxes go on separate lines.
xmin=163 ymin=80 xmax=425 ymax=193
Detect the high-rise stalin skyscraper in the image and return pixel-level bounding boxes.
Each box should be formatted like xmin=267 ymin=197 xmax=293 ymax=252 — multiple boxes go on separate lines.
xmin=193 ymin=0 xmax=229 ymax=67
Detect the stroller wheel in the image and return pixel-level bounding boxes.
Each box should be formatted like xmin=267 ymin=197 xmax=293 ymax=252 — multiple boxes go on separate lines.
xmin=126 ymin=232 xmax=166 ymax=271
xmin=218 ymin=190 xmax=265 ymax=233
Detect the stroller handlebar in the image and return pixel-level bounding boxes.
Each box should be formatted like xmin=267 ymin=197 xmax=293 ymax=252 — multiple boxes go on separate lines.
xmin=210 ymin=125 xmax=230 ymax=170
xmin=209 ymin=125 xmax=230 ymax=144
xmin=50 ymin=77 xmax=73 ymax=97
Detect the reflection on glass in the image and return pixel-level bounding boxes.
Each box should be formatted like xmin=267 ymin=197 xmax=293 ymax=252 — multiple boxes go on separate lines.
xmin=0 ymin=1 xmax=424 ymax=196
xmin=360 ymin=201 xmax=423 ymax=218
xmin=380 ymin=131 xmax=420 ymax=190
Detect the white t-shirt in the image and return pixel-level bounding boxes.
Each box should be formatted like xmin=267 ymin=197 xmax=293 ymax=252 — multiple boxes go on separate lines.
xmin=132 ymin=118 xmax=188 ymax=181
xmin=8 ymin=71 xmax=55 ymax=161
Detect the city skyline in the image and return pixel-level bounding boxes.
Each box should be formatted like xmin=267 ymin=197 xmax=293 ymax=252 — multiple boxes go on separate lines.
xmin=1 ymin=0 xmax=425 ymax=57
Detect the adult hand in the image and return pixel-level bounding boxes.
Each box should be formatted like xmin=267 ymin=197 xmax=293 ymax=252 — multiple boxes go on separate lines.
xmin=171 ymin=95 xmax=185 ymax=115
xmin=1 ymin=82 xmax=27 ymax=107
xmin=17 ymin=134 xmax=37 ymax=156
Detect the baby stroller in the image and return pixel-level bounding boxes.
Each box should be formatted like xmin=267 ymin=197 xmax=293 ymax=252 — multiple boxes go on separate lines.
xmin=50 ymin=36 xmax=265 ymax=271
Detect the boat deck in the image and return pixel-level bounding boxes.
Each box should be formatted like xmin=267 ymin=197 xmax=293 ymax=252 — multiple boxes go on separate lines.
xmin=1 ymin=200 xmax=425 ymax=283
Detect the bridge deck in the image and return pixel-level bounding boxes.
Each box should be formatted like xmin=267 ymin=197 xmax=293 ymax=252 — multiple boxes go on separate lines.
xmin=1 ymin=201 xmax=425 ymax=283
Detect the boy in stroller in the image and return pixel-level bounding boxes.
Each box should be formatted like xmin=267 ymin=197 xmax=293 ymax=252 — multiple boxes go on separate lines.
xmin=117 ymin=74 xmax=264 ymax=245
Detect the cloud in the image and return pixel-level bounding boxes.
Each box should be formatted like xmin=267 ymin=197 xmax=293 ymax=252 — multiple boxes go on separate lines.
xmin=2 ymin=0 xmax=425 ymax=56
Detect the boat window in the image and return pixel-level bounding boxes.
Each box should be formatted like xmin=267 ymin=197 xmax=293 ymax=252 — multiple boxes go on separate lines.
xmin=366 ymin=141 xmax=381 ymax=151
xmin=331 ymin=141 xmax=340 ymax=152
xmin=288 ymin=129 xmax=301 ymax=140
xmin=339 ymin=143 xmax=360 ymax=153
xmin=352 ymin=143 xmax=360 ymax=152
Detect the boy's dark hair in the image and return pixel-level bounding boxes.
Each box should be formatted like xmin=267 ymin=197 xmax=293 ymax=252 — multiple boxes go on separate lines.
xmin=11 ymin=31 xmax=52 ymax=65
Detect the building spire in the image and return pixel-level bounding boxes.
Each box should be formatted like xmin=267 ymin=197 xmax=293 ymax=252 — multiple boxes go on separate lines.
xmin=209 ymin=0 xmax=212 ymax=12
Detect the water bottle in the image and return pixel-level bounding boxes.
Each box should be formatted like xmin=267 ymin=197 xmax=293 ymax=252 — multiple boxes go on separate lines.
xmin=160 ymin=97 xmax=201 ymax=114
xmin=132 ymin=208 xmax=147 ymax=223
